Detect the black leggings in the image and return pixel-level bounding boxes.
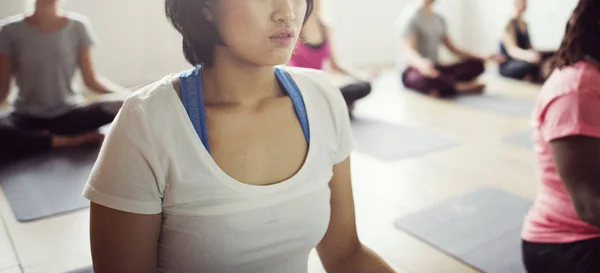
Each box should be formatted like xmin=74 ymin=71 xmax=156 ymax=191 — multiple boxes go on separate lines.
xmin=522 ymin=238 xmax=600 ymax=273
xmin=499 ymin=52 xmax=556 ymax=82
xmin=340 ymin=81 xmax=371 ymax=106
xmin=0 ymin=102 xmax=118 ymax=161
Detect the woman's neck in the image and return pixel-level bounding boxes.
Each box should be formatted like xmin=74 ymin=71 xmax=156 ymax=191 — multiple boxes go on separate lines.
xmin=202 ymin=56 xmax=282 ymax=107
xmin=33 ymin=2 xmax=60 ymax=21
xmin=420 ymin=4 xmax=433 ymax=15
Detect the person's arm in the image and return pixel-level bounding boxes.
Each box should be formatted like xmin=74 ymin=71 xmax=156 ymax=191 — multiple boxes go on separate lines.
xmin=401 ymin=35 xmax=439 ymax=78
xmin=317 ymin=158 xmax=395 ymax=273
xmin=83 ymin=98 xmax=166 ymax=272
xmin=79 ymin=47 xmax=128 ymax=94
xmin=321 ymin=22 xmax=373 ymax=81
xmin=550 ymin=136 xmax=600 ymax=228
xmin=502 ymin=22 xmax=540 ymax=63
xmin=90 ymin=204 xmax=161 ymax=273
xmin=541 ymin=93 xmax=600 ymax=229
xmin=0 ymin=53 xmax=11 ymax=104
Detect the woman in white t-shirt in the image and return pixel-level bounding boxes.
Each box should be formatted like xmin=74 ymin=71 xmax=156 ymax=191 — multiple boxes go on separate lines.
xmin=83 ymin=0 xmax=395 ymax=272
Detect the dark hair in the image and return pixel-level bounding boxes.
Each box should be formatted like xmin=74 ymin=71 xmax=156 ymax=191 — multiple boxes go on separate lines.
xmin=554 ymin=0 xmax=600 ymax=69
xmin=165 ymin=0 xmax=314 ymax=67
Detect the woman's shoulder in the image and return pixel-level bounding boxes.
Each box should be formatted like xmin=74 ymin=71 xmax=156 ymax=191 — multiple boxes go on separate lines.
xmin=0 ymin=14 xmax=26 ymax=30
xmin=125 ymin=74 xmax=180 ymax=112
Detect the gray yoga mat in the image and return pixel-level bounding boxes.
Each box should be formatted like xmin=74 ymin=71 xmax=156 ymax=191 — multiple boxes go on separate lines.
xmin=351 ymin=118 xmax=459 ymax=161
xmin=504 ymin=130 xmax=533 ymax=148
xmin=395 ymin=187 xmax=532 ymax=273
xmin=0 ymin=147 xmax=99 ymax=222
xmin=454 ymin=95 xmax=534 ymax=117
xmin=67 ymin=267 xmax=92 ymax=273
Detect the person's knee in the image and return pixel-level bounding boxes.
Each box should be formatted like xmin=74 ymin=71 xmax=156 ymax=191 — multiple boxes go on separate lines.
xmin=468 ymin=59 xmax=485 ymax=76
xmin=500 ymin=62 xmax=539 ymax=80
xmin=100 ymin=100 xmax=124 ymax=117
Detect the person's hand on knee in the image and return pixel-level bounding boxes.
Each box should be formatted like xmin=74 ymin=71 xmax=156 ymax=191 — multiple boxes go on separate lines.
xmin=418 ymin=59 xmax=440 ymax=78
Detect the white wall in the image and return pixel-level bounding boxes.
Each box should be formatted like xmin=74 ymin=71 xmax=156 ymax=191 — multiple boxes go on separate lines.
xmin=326 ymin=0 xmax=465 ymax=67
xmin=460 ymin=0 xmax=578 ymax=56
xmin=61 ymin=0 xmax=189 ymax=87
xmin=0 ymin=0 xmax=25 ymax=19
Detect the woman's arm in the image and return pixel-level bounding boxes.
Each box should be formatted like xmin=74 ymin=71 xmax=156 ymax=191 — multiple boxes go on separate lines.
xmin=322 ymin=23 xmax=372 ymax=81
xmin=401 ymin=35 xmax=439 ymax=78
xmin=317 ymin=158 xmax=396 ymax=273
xmin=501 ymin=22 xmax=539 ymax=63
xmin=79 ymin=47 xmax=128 ymax=94
xmin=0 ymin=53 xmax=11 ymax=104
xmin=90 ymin=203 xmax=162 ymax=273
xmin=550 ymin=136 xmax=600 ymax=228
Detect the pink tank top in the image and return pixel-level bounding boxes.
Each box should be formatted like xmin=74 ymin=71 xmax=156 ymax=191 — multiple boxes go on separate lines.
xmin=289 ymin=40 xmax=331 ymax=70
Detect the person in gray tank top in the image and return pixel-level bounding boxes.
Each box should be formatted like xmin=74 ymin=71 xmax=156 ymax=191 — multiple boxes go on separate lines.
xmin=397 ymin=0 xmax=503 ymax=97
xmin=0 ymin=0 xmax=127 ymax=161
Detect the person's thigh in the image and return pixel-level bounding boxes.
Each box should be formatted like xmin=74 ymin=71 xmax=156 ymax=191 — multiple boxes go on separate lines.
xmin=402 ymin=67 xmax=456 ymax=97
xmin=441 ymin=59 xmax=485 ymax=82
xmin=0 ymin=113 xmax=53 ymax=162
xmin=50 ymin=102 xmax=121 ymax=135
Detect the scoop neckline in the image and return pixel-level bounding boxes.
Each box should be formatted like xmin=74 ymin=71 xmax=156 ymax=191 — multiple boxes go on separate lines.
xmin=163 ymin=71 xmax=317 ymax=193
xmin=22 ymin=16 xmax=71 ymax=34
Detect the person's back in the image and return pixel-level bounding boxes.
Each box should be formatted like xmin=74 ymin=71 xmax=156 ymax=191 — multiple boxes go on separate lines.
xmin=522 ymin=2 xmax=600 ymax=272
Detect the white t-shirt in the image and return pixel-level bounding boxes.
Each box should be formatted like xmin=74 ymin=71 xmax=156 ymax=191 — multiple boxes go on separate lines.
xmin=83 ymin=67 xmax=354 ymax=273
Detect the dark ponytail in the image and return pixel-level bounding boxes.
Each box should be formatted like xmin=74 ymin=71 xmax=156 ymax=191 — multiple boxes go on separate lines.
xmin=554 ymin=0 xmax=600 ymax=69
xmin=165 ymin=0 xmax=315 ymax=67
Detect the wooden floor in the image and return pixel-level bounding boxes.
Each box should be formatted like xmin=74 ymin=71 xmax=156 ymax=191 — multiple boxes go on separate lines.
xmin=0 ymin=70 xmax=541 ymax=273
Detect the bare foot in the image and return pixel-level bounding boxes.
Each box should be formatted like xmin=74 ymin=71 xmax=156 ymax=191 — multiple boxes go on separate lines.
xmin=52 ymin=131 xmax=105 ymax=149
xmin=456 ymin=82 xmax=486 ymax=95
xmin=428 ymin=89 xmax=441 ymax=98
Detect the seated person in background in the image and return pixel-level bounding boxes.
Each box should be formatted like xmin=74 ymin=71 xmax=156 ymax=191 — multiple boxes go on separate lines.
xmin=521 ymin=1 xmax=600 ymax=272
xmin=398 ymin=0 xmax=497 ymax=98
xmin=289 ymin=0 xmax=373 ymax=112
xmin=499 ymin=0 xmax=556 ymax=83
xmin=0 ymin=0 xmax=127 ymax=162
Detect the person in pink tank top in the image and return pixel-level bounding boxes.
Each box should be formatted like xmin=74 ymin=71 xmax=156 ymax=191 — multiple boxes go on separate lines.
xmin=288 ymin=0 xmax=373 ymax=114
xmin=522 ymin=1 xmax=600 ymax=272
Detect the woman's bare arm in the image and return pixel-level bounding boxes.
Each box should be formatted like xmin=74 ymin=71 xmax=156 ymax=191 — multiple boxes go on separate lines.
xmin=0 ymin=53 xmax=12 ymax=104
xmin=90 ymin=203 xmax=162 ymax=273
xmin=317 ymin=158 xmax=396 ymax=273
xmin=550 ymin=136 xmax=600 ymax=228
xmin=79 ymin=47 xmax=128 ymax=94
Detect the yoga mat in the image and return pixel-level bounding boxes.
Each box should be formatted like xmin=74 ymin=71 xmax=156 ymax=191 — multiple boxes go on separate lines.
xmin=67 ymin=267 xmax=92 ymax=273
xmin=454 ymin=95 xmax=534 ymax=117
xmin=504 ymin=130 xmax=533 ymax=148
xmin=394 ymin=187 xmax=532 ymax=273
xmin=351 ymin=118 xmax=459 ymax=161
xmin=0 ymin=146 xmax=99 ymax=222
